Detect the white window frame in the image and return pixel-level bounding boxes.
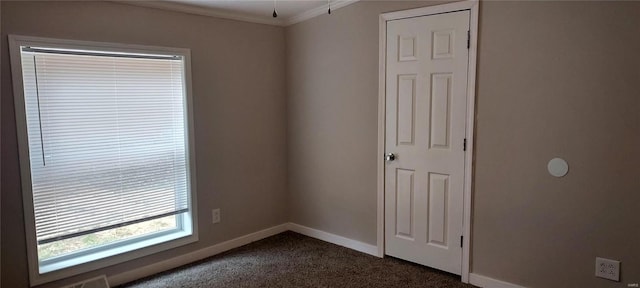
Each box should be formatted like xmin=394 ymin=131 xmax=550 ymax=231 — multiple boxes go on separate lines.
xmin=9 ymin=35 xmax=199 ymax=286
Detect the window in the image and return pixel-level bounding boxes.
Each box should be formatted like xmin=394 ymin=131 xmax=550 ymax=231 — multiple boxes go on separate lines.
xmin=9 ymin=36 xmax=197 ymax=286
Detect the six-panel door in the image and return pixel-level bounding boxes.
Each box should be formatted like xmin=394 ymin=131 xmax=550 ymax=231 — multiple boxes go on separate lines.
xmin=384 ymin=10 xmax=470 ymax=275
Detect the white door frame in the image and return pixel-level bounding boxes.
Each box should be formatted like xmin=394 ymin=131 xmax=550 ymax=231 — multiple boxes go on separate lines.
xmin=377 ymin=0 xmax=479 ymax=283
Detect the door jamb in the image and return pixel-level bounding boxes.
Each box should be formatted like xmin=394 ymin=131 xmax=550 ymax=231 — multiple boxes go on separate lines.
xmin=376 ymin=0 xmax=479 ymax=283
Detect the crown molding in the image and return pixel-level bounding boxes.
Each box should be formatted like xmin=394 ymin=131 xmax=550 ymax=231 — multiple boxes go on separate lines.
xmin=114 ymin=1 xmax=286 ymax=26
xmin=284 ymin=0 xmax=360 ymax=26
xmin=114 ymin=0 xmax=360 ymax=27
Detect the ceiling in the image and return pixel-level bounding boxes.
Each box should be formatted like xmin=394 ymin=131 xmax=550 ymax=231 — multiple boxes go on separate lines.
xmin=122 ymin=0 xmax=359 ymax=26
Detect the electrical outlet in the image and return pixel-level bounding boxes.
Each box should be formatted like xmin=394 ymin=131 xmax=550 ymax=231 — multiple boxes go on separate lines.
xmin=212 ymin=209 xmax=221 ymax=224
xmin=595 ymin=257 xmax=620 ymax=281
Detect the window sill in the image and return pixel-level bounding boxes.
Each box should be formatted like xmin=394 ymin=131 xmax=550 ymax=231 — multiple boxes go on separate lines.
xmin=33 ymin=230 xmax=197 ymax=286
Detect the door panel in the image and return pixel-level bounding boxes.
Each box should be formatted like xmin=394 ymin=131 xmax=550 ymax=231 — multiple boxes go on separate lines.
xmin=428 ymin=172 xmax=449 ymax=246
xmin=430 ymin=73 xmax=452 ymax=149
xmin=395 ymin=169 xmax=415 ymax=239
xmin=397 ymin=75 xmax=416 ymax=145
xmin=384 ymin=10 xmax=470 ymax=275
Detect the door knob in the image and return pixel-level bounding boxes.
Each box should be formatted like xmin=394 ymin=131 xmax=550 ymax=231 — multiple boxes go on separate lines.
xmin=385 ymin=153 xmax=396 ymax=161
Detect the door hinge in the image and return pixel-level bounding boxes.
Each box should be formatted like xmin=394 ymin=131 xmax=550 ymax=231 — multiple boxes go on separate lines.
xmin=463 ymin=138 xmax=467 ymax=151
xmin=467 ymin=30 xmax=470 ymax=49
xmin=460 ymin=235 xmax=463 ymax=248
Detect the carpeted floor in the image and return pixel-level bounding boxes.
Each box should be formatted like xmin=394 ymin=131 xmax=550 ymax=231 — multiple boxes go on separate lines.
xmin=119 ymin=231 xmax=476 ymax=288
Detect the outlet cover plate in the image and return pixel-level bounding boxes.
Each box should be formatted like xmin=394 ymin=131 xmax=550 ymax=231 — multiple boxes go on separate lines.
xmin=212 ymin=209 xmax=221 ymax=224
xmin=595 ymin=257 xmax=620 ymax=281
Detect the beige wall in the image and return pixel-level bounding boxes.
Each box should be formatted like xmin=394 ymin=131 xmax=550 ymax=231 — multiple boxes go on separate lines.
xmin=2 ymin=1 xmax=640 ymax=288
xmin=1 ymin=1 xmax=287 ymax=287
xmin=472 ymin=2 xmax=639 ymax=287
xmin=286 ymin=0 xmax=449 ymax=247
xmin=286 ymin=1 xmax=640 ymax=287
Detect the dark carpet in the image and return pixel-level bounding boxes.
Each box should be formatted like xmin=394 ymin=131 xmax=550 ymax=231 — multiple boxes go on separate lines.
xmin=119 ymin=231 xmax=476 ymax=288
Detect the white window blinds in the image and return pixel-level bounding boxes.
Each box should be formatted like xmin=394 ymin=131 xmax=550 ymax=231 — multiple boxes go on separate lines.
xmin=20 ymin=47 xmax=190 ymax=245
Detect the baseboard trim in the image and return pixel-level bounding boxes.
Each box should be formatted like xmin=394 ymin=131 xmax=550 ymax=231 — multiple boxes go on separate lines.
xmin=108 ymin=223 xmax=289 ymax=286
xmin=287 ymin=223 xmax=379 ymax=257
xmin=469 ymin=273 xmax=527 ymax=288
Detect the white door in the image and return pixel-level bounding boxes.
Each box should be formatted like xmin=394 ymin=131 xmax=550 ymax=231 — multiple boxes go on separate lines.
xmin=384 ymin=10 xmax=470 ymax=275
